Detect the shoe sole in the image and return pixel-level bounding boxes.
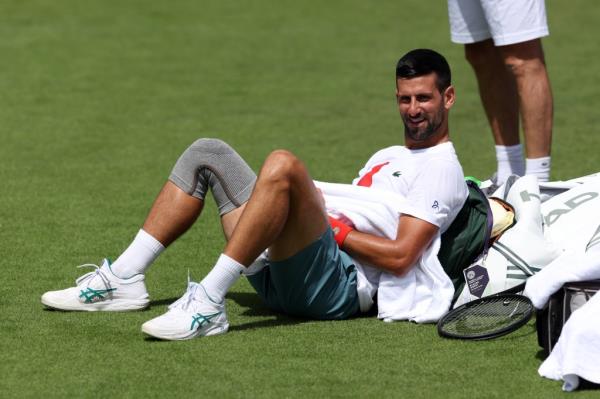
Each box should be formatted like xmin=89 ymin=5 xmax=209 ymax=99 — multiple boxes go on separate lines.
xmin=41 ymin=296 xmax=149 ymax=312
xmin=141 ymin=322 xmax=229 ymax=340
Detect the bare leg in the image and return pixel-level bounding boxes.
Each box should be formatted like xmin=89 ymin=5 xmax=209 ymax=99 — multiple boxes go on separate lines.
xmin=499 ymin=39 xmax=553 ymax=159
xmin=141 ymin=148 xmax=327 ymax=266
xmin=142 ymin=181 xmax=251 ymax=247
xmin=465 ymin=39 xmax=520 ymax=146
xmin=141 ymin=150 xmax=336 ymax=340
xmin=221 ymin=204 xmax=246 ymax=241
xmin=142 ymin=134 xmax=257 ymax=247
xmin=224 ymin=150 xmax=329 ymax=266
xmin=142 ymin=181 xmax=204 ymax=247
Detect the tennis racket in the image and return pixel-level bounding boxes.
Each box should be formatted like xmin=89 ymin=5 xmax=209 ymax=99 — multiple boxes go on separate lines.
xmin=438 ymin=282 xmax=534 ymax=340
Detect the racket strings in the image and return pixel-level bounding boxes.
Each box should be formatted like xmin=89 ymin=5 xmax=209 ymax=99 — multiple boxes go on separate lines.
xmin=440 ymin=295 xmax=533 ymax=337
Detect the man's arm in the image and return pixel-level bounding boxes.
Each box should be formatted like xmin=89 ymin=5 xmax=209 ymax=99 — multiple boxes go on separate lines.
xmin=341 ymin=214 xmax=439 ymax=277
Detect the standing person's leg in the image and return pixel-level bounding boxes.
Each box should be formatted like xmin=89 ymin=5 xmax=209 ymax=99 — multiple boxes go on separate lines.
xmin=142 ymin=150 xmax=360 ymax=340
xmin=450 ymin=0 xmax=551 ymax=184
xmin=464 ymin=39 xmax=524 ymax=184
xmin=498 ymin=39 xmax=553 ymax=182
xmin=41 ymin=138 xmax=256 ymax=311
xmin=448 ymin=0 xmax=524 ymax=184
xmin=480 ymin=0 xmax=552 ymax=182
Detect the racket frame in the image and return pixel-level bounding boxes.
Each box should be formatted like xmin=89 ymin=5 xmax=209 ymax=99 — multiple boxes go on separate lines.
xmin=438 ymin=282 xmax=534 ymax=340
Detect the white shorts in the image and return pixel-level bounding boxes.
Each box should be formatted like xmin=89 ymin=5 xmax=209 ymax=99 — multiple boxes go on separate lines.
xmin=448 ymin=0 xmax=549 ymax=46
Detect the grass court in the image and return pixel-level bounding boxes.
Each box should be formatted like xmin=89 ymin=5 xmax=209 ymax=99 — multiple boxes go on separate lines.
xmin=1 ymin=0 xmax=600 ymax=397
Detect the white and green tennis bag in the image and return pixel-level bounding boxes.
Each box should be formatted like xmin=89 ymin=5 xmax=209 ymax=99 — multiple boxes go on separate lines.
xmin=453 ymin=173 xmax=600 ymax=308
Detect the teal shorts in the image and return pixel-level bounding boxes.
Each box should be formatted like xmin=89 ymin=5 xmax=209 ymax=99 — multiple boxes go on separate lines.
xmin=247 ymin=228 xmax=360 ymax=320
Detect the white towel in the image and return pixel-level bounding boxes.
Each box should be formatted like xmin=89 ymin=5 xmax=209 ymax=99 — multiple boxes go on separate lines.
xmin=524 ymin=247 xmax=600 ymax=309
xmin=314 ymin=181 xmax=454 ymax=323
xmin=377 ymin=237 xmax=455 ymax=323
xmin=538 ymin=291 xmax=600 ymax=391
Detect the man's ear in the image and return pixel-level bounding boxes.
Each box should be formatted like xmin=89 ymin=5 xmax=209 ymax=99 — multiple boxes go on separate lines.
xmin=444 ymin=85 xmax=456 ymax=110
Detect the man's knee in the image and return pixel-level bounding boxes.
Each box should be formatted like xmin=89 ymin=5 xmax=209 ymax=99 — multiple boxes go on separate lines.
xmin=259 ymin=150 xmax=304 ymax=186
xmin=174 ymin=138 xmax=236 ymax=170
xmin=169 ymin=137 xmax=256 ymax=213
xmin=503 ymin=56 xmax=547 ymax=80
xmin=500 ymin=40 xmax=547 ymax=78
xmin=171 ymin=138 xmax=237 ymax=193
xmin=186 ymin=138 xmax=233 ymax=157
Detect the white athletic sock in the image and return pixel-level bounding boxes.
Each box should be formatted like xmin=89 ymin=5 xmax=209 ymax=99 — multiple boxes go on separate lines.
xmin=110 ymin=229 xmax=165 ymax=279
xmin=200 ymin=254 xmax=244 ymax=303
xmin=495 ymin=144 xmax=525 ymax=185
xmin=526 ymin=156 xmax=551 ymax=182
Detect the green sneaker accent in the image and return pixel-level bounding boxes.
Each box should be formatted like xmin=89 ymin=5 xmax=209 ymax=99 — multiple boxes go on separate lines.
xmin=190 ymin=312 xmax=221 ymax=330
xmin=79 ymin=287 xmax=117 ymax=303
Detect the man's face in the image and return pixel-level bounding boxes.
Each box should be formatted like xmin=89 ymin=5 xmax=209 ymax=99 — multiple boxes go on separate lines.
xmin=396 ymin=73 xmax=454 ymax=143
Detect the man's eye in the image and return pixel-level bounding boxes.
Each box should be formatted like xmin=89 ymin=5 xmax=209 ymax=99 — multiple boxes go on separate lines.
xmin=417 ymin=95 xmax=431 ymax=102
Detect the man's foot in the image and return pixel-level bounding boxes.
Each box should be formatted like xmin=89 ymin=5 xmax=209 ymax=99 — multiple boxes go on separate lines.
xmin=141 ymin=281 xmax=228 ymax=340
xmin=41 ymin=259 xmax=150 ymax=311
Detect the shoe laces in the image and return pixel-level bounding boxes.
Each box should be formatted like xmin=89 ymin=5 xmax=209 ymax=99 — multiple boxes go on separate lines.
xmin=168 ymin=272 xmax=218 ymax=313
xmin=75 ymin=263 xmax=112 ymax=292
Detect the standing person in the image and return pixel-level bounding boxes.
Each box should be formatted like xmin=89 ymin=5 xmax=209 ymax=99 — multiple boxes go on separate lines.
xmin=448 ymin=0 xmax=553 ymax=185
xmin=42 ymin=49 xmax=471 ymax=340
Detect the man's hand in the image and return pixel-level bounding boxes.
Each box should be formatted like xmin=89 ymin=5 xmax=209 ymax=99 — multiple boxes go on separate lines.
xmin=328 ymin=216 xmax=354 ymax=247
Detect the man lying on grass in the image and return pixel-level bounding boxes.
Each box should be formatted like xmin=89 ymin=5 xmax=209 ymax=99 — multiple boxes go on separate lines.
xmin=42 ymin=49 xmax=479 ymax=340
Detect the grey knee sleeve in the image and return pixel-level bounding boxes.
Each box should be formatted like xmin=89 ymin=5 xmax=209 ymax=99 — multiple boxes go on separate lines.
xmin=169 ymin=138 xmax=257 ymax=215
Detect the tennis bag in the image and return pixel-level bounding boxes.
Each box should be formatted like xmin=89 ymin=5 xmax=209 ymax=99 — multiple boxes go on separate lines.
xmin=536 ymin=280 xmax=600 ymax=358
xmin=450 ymin=176 xmax=561 ymax=308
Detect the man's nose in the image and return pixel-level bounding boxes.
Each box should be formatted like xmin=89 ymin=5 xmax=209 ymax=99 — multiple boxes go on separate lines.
xmin=408 ymin=98 xmax=421 ymax=116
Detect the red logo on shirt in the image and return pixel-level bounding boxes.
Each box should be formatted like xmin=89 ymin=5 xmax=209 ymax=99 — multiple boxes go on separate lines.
xmin=357 ymin=162 xmax=389 ymax=187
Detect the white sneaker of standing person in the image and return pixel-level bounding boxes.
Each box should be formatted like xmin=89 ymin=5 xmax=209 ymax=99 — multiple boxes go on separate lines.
xmin=141 ymin=280 xmax=228 ymax=340
xmin=41 ymin=259 xmax=150 ymax=311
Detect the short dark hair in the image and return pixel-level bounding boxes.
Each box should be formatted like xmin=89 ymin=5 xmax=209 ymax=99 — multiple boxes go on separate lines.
xmin=395 ymin=49 xmax=451 ymax=92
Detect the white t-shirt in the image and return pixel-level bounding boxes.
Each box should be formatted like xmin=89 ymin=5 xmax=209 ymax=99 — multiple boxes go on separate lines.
xmin=353 ymin=141 xmax=467 ymax=232
xmin=350 ymin=141 xmax=468 ymax=309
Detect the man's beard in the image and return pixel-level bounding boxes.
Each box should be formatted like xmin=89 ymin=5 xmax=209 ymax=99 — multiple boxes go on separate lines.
xmin=403 ymin=107 xmax=445 ymax=142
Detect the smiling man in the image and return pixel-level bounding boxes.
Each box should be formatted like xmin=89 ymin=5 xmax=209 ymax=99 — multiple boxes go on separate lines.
xmin=398 ymin=59 xmax=454 ymax=146
xmin=42 ymin=49 xmax=470 ymax=340
xmin=340 ymin=49 xmax=469 ymax=311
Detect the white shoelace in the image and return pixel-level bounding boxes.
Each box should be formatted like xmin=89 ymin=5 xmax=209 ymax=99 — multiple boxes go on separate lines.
xmin=168 ymin=281 xmax=204 ymax=311
xmin=75 ymin=263 xmax=112 ymax=292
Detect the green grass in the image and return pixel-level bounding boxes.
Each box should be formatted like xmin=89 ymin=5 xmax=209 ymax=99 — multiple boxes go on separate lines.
xmin=1 ymin=0 xmax=599 ymax=397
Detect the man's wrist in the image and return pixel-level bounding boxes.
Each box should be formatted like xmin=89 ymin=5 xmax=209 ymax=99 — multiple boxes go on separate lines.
xmin=328 ymin=216 xmax=353 ymax=247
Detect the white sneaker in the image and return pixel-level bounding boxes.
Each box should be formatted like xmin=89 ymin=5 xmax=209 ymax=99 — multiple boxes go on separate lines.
xmin=141 ymin=281 xmax=228 ymax=340
xmin=41 ymin=259 xmax=150 ymax=311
